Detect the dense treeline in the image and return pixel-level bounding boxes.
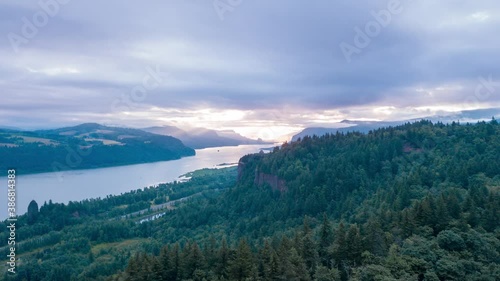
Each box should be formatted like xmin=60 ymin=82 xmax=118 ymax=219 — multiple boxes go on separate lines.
xmin=119 ymin=210 xmax=499 ymax=281
xmin=136 ymin=121 xmax=499 ymax=242
xmin=118 ymin=120 xmax=500 ymax=280
xmin=1 ymin=120 xmax=499 ymax=280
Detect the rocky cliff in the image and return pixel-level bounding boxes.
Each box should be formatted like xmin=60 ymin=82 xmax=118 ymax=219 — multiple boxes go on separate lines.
xmin=237 ymin=154 xmax=287 ymax=193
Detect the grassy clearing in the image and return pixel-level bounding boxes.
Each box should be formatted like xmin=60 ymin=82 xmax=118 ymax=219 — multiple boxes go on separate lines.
xmin=91 ymin=238 xmax=148 ymax=255
xmin=19 ymin=136 xmax=58 ymax=145
xmin=84 ymin=138 xmax=124 ymax=145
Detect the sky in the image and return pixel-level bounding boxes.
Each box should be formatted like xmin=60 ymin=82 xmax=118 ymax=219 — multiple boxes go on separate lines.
xmin=1 ymin=0 xmax=499 ymax=140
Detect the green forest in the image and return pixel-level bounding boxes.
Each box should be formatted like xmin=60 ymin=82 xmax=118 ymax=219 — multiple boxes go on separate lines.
xmin=1 ymin=120 xmax=499 ymax=280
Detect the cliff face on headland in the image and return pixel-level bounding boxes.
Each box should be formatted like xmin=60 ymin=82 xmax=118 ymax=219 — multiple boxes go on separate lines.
xmin=237 ymin=158 xmax=247 ymax=181
xmin=237 ymin=154 xmax=287 ymax=193
xmin=253 ymin=171 xmax=287 ymax=193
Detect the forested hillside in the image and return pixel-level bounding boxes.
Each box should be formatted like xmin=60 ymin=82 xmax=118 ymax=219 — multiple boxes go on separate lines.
xmin=118 ymin=120 xmax=500 ymax=281
xmin=2 ymin=120 xmax=499 ymax=280
xmin=0 ymin=123 xmax=195 ymax=175
xmin=0 ymin=168 xmax=237 ymax=281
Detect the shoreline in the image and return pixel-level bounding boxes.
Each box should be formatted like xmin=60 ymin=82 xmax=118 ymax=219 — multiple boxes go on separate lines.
xmin=0 ymin=143 xmax=277 ymax=178
xmin=2 ymin=166 xmax=238 ymax=220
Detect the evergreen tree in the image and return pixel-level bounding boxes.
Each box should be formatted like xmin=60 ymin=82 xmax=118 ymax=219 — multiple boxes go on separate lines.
xmin=258 ymin=240 xmax=273 ymax=280
xmin=346 ymin=225 xmax=363 ymax=266
xmin=167 ymin=243 xmax=181 ymax=281
xmin=331 ymin=222 xmax=347 ymax=267
xmin=318 ymin=214 xmax=334 ymax=266
xmin=216 ymin=237 xmax=230 ymax=279
xmin=185 ymin=242 xmax=206 ymax=279
xmin=229 ymin=238 xmax=254 ymax=281
xmin=27 ymin=200 xmax=39 ymax=225
xmin=313 ymin=265 xmax=341 ymax=281
xmin=289 ymin=247 xmax=311 ymax=281
xmin=302 ymin=219 xmax=319 ymax=277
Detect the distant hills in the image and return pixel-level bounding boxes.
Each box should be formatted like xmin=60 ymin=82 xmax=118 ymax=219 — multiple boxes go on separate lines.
xmin=143 ymin=125 xmax=269 ymax=149
xmin=0 ymin=125 xmax=21 ymax=131
xmin=0 ymin=123 xmax=195 ymax=175
xmin=292 ymin=108 xmax=500 ymax=141
xmin=0 ymin=122 xmax=271 ymax=175
xmin=291 ymin=120 xmax=408 ymax=141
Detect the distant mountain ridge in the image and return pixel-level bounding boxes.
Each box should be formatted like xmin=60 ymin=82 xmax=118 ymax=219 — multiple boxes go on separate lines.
xmin=292 ymin=108 xmax=500 ymax=141
xmin=144 ymin=125 xmax=269 ymax=149
xmin=0 ymin=125 xmax=22 ymax=131
xmin=291 ymin=120 xmax=409 ymax=141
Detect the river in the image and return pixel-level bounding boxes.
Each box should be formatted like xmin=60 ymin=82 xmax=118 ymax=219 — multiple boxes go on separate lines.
xmin=0 ymin=144 xmax=273 ymax=218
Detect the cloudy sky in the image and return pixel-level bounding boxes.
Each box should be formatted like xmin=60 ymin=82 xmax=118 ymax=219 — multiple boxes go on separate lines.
xmin=1 ymin=0 xmax=499 ymax=140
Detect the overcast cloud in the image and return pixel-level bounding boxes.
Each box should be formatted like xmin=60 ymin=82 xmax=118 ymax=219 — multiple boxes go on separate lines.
xmin=1 ymin=0 xmax=499 ymax=139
